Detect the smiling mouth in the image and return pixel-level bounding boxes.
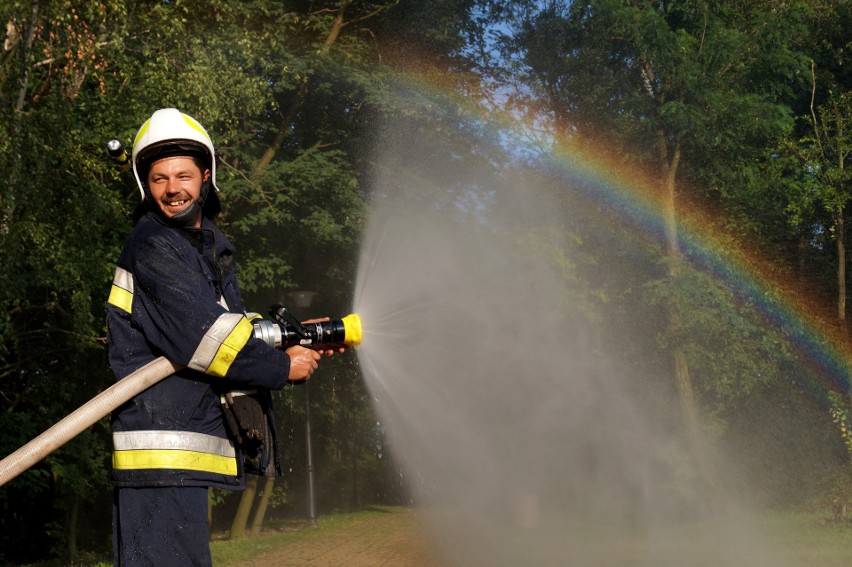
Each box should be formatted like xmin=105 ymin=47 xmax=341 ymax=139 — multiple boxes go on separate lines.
xmin=159 ymin=198 xmax=193 ymax=217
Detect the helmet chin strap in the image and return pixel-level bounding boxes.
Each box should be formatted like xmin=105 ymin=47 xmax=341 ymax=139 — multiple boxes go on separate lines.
xmin=146 ymin=179 xmax=212 ymax=228
xmin=167 ymin=202 xmax=203 ymax=227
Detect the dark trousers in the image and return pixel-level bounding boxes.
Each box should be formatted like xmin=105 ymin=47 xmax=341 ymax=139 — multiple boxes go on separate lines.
xmin=113 ymin=486 xmax=212 ymax=567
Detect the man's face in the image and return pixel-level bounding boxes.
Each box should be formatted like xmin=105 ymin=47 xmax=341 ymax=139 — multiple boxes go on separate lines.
xmin=146 ymin=156 xmax=210 ymax=226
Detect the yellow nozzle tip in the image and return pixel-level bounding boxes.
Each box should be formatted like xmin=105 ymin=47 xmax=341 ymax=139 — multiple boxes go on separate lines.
xmin=341 ymin=313 xmax=362 ymax=347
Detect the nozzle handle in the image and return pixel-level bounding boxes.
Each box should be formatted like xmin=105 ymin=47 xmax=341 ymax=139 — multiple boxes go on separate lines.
xmin=269 ymin=305 xmax=312 ymax=338
xmin=265 ymin=305 xmax=361 ymax=349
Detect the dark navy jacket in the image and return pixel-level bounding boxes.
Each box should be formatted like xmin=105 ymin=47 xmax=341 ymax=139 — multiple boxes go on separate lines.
xmin=106 ymin=209 xmax=288 ymax=489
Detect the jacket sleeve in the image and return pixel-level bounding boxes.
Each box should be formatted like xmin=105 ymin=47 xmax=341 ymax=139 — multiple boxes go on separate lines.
xmin=129 ymin=230 xmax=288 ymax=391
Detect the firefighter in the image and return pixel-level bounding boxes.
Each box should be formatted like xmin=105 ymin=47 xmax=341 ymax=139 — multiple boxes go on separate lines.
xmin=106 ymin=108 xmax=325 ymax=566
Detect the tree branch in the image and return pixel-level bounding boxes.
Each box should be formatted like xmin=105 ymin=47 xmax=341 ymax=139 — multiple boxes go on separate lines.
xmin=809 ymin=60 xmax=825 ymax=156
xmin=15 ymin=0 xmax=40 ymax=112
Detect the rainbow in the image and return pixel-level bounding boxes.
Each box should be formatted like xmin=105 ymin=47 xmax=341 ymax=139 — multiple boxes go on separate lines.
xmin=386 ymin=62 xmax=852 ymax=400
xmin=548 ymin=139 xmax=852 ymax=397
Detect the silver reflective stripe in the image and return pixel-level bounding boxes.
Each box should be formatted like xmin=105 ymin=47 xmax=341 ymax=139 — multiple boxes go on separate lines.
xmin=227 ymin=390 xmax=257 ymax=397
xmin=113 ymin=267 xmax=134 ymax=293
xmin=219 ymin=296 xmax=229 ymax=309
xmin=219 ymin=389 xmax=257 ymax=404
xmin=188 ymin=312 xmax=247 ymax=374
xmin=113 ymin=430 xmax=235 ymax=458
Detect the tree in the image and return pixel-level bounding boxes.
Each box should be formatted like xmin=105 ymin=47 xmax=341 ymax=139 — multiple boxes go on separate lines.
xmin=0 ymin=1 xmax=129 ymax=561
xmin=789 ymin=79 xmax=851 ymax=321
xmin=482 ymin=0 xmax=810 ymax=489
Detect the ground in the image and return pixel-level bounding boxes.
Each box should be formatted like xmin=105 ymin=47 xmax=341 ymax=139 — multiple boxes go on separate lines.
xmin=216 ymin=507 xmax=451 ymax=567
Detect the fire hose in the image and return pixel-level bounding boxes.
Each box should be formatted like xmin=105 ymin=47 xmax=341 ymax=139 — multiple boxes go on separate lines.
xmin=0 ymin=356 xmax=181 ymax=487
xmin=0 ymin=310 xmax=361 ymax=488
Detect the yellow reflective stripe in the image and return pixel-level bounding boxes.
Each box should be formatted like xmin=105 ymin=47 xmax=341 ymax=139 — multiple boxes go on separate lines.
xmin=108 ymin=285 xmax=133 ymax=313
xmin=107 ymin=267 xmax=134 ymax=313
xmin=113 ymin=449 xmax=237 ymax=475
xmin=133 ymin=118 xmax=151 ymax=147
xmin=208 ymin=317 xmax=253 ymax=377
xmin=113 ymin=430 xmax=235 ymax=456
xmin=181 ymin=113 xmax=212 ymax=143
xmin=189 ymin=314 xmax=254 ymax=377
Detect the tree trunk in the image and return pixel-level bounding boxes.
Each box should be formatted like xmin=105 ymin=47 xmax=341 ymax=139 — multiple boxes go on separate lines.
xmin=5 ymin=0 xmax=40 ymax=224
xmin=836 ymin=210 xmax=846 ymax=322
xmin=250 ymin=476 xmax=275 ymax=536
xmin=230 ymin=475 xmax=259 ymax=539
xmin=659 ymin=136 xmax=716 ymax=489
xmin=799 ymin=233 xmax=808 ymax=283
xmin=836 ymin=109 xmax=847 ymax=325
xmin=661 ymin=138 xmax=683 ymax=263
xmin=250 ymin=0 xmax=351 ymax=178
xmin=350 ymin=434 xmax=360 ymax=509
xmin=15 ymin=1 xmax=40 ymax=112
xmin=66 ymin=493 xmax=79 ymax=562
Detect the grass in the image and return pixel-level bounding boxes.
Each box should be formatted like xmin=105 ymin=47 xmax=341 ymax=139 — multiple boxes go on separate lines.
xmin=208 ymin=507 xmax=852 ymax=566
xmin=16 ymin=507 xmax=852 ymax=566
xmin=757 ymin=511 xmax=852 ymax=566
xmin=209 ymin=509 xmax=367 ymax=565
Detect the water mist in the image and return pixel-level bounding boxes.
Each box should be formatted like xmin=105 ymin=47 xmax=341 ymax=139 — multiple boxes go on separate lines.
xmin=352 ymin=114 xmax=789 ymax=566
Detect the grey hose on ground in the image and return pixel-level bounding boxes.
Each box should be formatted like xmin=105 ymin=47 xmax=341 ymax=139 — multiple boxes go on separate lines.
xmin=0 ymin=357 xmax=182 ymax=488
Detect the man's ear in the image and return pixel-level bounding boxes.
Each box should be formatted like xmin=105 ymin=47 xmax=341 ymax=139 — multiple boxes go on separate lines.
xmin=203 ymin=169 xmax=211 ymax=182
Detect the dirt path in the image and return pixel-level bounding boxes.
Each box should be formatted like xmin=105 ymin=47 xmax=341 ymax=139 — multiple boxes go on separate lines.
xmin=218 ymin=507 xmax=451 ymax=567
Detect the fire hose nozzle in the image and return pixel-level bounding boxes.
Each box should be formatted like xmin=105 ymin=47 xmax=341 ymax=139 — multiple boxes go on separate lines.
xmin=340 ymin=313 xmax=362 ymax=347
xmin=253 ymin=306 xmax=362 ymax=350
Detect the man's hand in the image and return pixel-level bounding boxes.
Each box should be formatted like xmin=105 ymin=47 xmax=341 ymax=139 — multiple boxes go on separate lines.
xmin=285 ymin=345 xmax=321 ymax=381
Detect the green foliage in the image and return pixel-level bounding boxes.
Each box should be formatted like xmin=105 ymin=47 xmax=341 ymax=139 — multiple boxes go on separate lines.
xmin=642 ymin=262 xmax=791 ymax=413
xmin=791 ymin=89 xmax=852 ymax=213
xmin=829 ymin=392 xmax=852 ymax=464
xmin=1 ymin=15 xmax=128 ymax=560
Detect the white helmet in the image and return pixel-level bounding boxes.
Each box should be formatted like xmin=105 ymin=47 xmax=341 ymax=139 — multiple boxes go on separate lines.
xmin=131 ymin=108 xmax=220 ymax=201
